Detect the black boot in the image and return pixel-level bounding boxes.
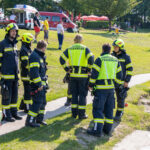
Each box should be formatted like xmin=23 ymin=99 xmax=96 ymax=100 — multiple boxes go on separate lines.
xmin=25 ymin=115 xmax=40 ymax=127
xmin=36 ymin=114 xmax=47 ymax=126
xmin=12 ymin=114 xmax=22 ymax=120
xmin=87 ymin=128 xmax=101 ymax=137
xmin=19 ymin=99 xmax=26 ymax=110
xmin=114 ymin=110 xmax=124 ymax=122
xmin=64 ymin=98 xmax=71 ymax=106
xmin=2 ymin=109 xmax=15 ymax=122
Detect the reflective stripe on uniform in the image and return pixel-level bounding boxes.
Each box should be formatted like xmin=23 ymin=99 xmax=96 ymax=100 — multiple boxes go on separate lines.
xmin=118 ymin=59 xmax=125 ymax=62
xmin=115 ymin=78 xmax=124 ymax=84
xmin=88 ymin=64 xmax=93 ymax=69
xmin=89 ymin=78 xmax=96 ymax=83
xmin=67 ymin=94 xmax=72 ymax=99
xmin=2 ymin=105 xmax=10 ymax=109
xmin=28 ymin=110 xmax=37 ymax=117
xmin=21 ymin=77 xmax=30 ymax=81
xmin=117 ymin=66 xmax=122 ymax=73
xmin=127 ymin=71 xmax=133 ymax=75
xmin=0 ymin=53 xmax=3 ymax=57
xmin=96 ymin=85 xmax=114 ymax=89
xmin=4 ymin=48 xmax=13 ymax=52
xmin=39 ymin=110 xmax=45 ymax=114
xmin=29 ymin=62 xmax=40 ymax=68
xmin=61 ymin=53 xmax=68 ymax=61
xmin=33 ymin=77 xmax=41 ymax=83
xmin=105 ymin=118 xmax=113 ymax=124
xmin=94 ymin=118 xmax=104 ymax=123
xmin=117 ymin=108 xmax=124 ymax=111
xmin=42 ymin=81 xmax=46 ymax=85
xmin=126 ymin=63 xmax=133 ymax=69
xmin=2 ymin=75 xmax=15 ymax=79
xmin=21 ymin=56 xmax=29 ymax=61
xmin=10 ymin=104 xmax=17 ymax=108
xmin=78 ymin=105 xmax=86 ymax=110
xmin=93 ymin=64 xmax=100 ymax=72
xmin=71 ymin=104 xmax=78 ymax=108
xmin=24 ymin=100 xmax=33 ymax=105
xmin=70 ymin=73 xmax=88 ymax=78
xmin=87 ymin=52 xmax=93 ymax=60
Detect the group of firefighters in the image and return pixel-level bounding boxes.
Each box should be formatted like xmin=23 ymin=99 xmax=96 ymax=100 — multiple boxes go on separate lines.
xmin=0 ymin=22 xmax=133 ymax=137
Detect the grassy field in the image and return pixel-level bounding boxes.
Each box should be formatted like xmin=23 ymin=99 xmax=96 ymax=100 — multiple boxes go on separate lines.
xmin=0 ymin=81 xmax=150 ymax=150
xmin=0 ymin=28 xmax=150 ymax=105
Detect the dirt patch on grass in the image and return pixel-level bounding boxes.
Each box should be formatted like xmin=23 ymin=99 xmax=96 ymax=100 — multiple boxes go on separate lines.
xmin=138 ymin=94 xmax=150 ymax=113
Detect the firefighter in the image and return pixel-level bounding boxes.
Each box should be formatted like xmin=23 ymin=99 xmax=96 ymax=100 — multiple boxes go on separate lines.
xmin=63 ymin=73 xmax=72 ymax=106
xmin=0 ymin=23 xmax=22 ymax=122
xmin=87 ymin=44 xmax=122 ymax=137
xmin=112 ymin=39 xmax=133 ymax=121
xmin=60 ymin=34 xmax=94 ymax=119
xmin=19 ymin=33 xmax=34 ymax=113
xmin=25 ymin=40 xmax=48 ymax=127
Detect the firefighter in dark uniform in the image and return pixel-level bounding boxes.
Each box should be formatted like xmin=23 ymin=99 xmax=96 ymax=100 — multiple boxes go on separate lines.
xmin=25 ymin=40 xmax=48 ymax=127
xmin=63 ymin=73 xmax=72 ymax=106
xmin=19 ymin=33 xmax=34 ymax=113
xmin=0 ymin=23 xmax=22 ymax=122
xmin=60 ymin=34 xmax=94 ymax=119
xmin=112 ymin=39 xmax=133 ymax=121
xmin=87 ymin=44 xmax=122 ymax=137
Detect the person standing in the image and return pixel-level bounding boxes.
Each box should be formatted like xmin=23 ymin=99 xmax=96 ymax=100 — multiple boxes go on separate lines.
xmin=25 ymin=40 xmax=48 ymax=127
xmin=43 ymin=17 xmax=49 ymax=44
xmin=0 ymin=23 xmax=22 ymax=122
xmin=57 ymin=21 xmax=64 ymax=50
xmin=60 ymin=34 xmax=94 ymax=119
xmin=112 ymin=39 xmax=133 ymax=121
xmin=87 ymin=44 xmax=122 ymax=137
xmin=19 ymin=33 xmax=34 ymax=113
xmin=34 ymin=12 xmax=41 ymax=43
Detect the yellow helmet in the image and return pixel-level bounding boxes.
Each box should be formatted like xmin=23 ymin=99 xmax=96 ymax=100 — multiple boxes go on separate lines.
xmin=112 ymin=39 xmax=124 ymax=49
xmin=6 ymin=23 xmax=18 ymax=34
xmin=22 ymin=33 xmax=34 ymax=44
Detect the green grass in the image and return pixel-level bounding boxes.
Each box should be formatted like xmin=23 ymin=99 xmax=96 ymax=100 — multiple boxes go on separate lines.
xmin=0 ymin=82 xmax=150 ymax=150
xmin=0 ymin=28 xmax=150 ymax=104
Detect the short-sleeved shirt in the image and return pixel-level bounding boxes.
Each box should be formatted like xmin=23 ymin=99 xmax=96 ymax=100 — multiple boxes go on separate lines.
xmin=57 ymin=24 xmax=64 ymax=34
xmin=43 ymin=20 xmax=49 ymax=30
xmin=34 ymin=16 xmax=40 ymax=27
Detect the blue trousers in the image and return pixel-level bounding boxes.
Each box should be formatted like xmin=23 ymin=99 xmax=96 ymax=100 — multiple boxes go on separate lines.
xmin=92 ymin=90 xmax=115 ymax=135
xmin=57 ymin=33 xmax=64 ymax=49
xmin=2 ymin=80 xmax=18 ymax=117
xmin=30 ymin=89 xmax=46 ymax=115
xmin=70 ymin=78 xmax=88 ymax=117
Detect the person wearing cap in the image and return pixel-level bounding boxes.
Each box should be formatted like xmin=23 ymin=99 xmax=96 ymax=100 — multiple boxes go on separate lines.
xmin=112 ymin=39 xmax=133 ymax=121
xmin=0 ymin=23 xmax=22 ymax=122
xmin=19 ymin=33 xmax=34 ymax=113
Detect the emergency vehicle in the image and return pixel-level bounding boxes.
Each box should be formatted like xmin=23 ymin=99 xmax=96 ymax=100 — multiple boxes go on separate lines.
xmin=39 ymin=11 xmax=78 ymax=32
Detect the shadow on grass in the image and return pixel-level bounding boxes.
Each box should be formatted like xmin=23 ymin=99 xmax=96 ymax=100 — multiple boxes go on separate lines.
xmin=0 ymin=112 xmax=81 ymax=148
xmin=55 ymin=120 xmax=120 ymax=150
xmin=145 ymin=49 xmax=150 ymax=52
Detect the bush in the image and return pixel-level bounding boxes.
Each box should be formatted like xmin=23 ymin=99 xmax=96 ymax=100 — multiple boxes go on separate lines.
xmin=116 ymin=22 xmax=128 ymax=30
xmin=84 ymin=21 xmax=109 ymax=29
xmin=76 ymin=21 xmax=82 ymax=28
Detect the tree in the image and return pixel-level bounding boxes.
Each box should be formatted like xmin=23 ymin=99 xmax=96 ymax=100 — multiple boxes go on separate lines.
xmin=87 ymin=0 xmax=141 ymax=31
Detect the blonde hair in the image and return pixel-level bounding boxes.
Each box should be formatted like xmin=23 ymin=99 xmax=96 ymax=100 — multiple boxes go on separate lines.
xmin=74 ymin=34 xmax=83 ymax=43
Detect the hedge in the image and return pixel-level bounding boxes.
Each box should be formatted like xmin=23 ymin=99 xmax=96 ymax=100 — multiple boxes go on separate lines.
xmin=84 ymin=21 xmax=109 ymax=29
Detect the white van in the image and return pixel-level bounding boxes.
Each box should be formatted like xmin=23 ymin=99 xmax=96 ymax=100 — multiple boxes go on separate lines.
xmin=8 ymin=4 xmax=41 ymax=30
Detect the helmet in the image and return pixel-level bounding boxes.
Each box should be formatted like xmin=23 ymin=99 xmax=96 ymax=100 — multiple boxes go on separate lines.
xmin=22 ymin=33 xmax=34 ymax=44
xmin=5 ymin=23 xmax=18 ymax=34
xmin=112 ymin=39 xmax=124 ymax=49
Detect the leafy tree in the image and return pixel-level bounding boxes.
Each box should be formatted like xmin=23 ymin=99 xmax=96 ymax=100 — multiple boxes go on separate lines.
xmin=86 ymin=0 xmax=141 ymax=31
